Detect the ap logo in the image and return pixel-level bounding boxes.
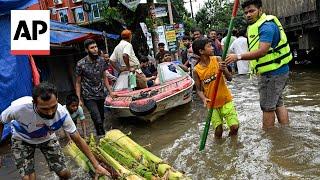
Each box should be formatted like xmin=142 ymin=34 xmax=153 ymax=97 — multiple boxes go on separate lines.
xmin=11 ymin=10 xmax=50 ymax=55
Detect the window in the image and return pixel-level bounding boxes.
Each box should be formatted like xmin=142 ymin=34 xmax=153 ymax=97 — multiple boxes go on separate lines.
xmin=73 ymin=7 xmax=84 ymax=23
xmin=91 ymin=3 xmax=100 ymax=19
xmin=58 ymin=9 xmax=69 ymax=23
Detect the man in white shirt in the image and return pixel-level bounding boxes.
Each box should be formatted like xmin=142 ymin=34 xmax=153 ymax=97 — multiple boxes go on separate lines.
xmin=110 ymin=29 xmax=147 ymax=89
xmin=229 ymin=29 xmax=250 ymax=75
xmin=221 ymin=29 xmax=238 ymax=51
xmin=110 ymin=29 xmax=140 ymax=72
xmin=221 ymin=29 xmax=238 ymax=74
xmin=0 ymin=82 xmax=109 ymax=180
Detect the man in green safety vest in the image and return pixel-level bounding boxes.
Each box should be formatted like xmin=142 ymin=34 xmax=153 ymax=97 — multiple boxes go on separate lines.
xmin=226 ymin=0 xmax=292 ymax=129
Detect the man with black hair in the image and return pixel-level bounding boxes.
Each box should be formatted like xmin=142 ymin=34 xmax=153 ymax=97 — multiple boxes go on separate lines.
xmin=186 ymin=28 xmax=204 ymax=75
xmin=192 ymin=28 xmax=203 ymax=41
xmin=207 ymin=29 xmax=222 ymax=56
xmin=155 ymin=42 xmax=166 ymax=63
xmin=226 ymin=0 xmax=292 ymax=129
xmin=181 ymin=35 xmax=192 ymax=65
xmin=192 ymin=39 xmax=239 ymax=138
xmin=162 ymin=51 xmax=189 ymax=72
xmin=140 ymin=56 xmax=157 ymax=87
xmin=0 ymin=82 xmax=110 ymax=180
xmin=75 ymin=39 xmax=115 ymax=136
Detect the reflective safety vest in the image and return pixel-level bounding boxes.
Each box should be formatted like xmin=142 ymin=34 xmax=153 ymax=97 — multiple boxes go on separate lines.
xmin=247 ymin=13 xmax=292 ymax=74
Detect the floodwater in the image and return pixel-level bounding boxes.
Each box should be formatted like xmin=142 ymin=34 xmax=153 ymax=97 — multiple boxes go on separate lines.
xmin=1 ymin=68 xmax=320 ymax=179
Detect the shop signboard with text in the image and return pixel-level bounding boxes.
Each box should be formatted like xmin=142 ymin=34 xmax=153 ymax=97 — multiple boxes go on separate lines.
xmin=165 ymin=25 xmax=177 ymax=52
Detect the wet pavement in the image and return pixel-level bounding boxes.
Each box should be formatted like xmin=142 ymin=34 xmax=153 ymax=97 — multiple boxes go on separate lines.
xmin=1 ymin=68 xmax=320 ymax=179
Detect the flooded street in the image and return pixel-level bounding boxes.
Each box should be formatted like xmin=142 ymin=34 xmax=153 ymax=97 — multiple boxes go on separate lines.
xmin=116 ymin=68 xmax=320 ymax=179
xmin=1 ymin=68 xmax=320 ymax=179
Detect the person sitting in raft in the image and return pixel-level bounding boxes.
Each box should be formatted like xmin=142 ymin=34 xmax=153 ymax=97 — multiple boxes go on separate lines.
xmin=154 ymin=51 xmax=190 ymax=85
xmin=140 ymin=56 xmax=157 ymax=87
xmin=63 ymin=93 xmax=87 ymax=141
xmin=162 ymin=51 xmax=189 ymax=72
xmin=192 ymin=38 xmax=239 ymax=138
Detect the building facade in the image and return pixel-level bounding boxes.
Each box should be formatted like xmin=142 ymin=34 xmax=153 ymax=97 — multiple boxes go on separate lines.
xmin=28 ymin=0 xmax=106 ymax=25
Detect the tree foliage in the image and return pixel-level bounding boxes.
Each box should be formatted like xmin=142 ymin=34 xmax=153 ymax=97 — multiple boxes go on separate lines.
xmin=101 ymin=2 xmax=146 ymax=29
xmin=153 ymin=0 xmax=196 ymax=33
xmin=101 ymin=1 xmax=193 ymax=32
xmin=171 ymin=0 xmax=196 ymax=34
xmin=195 ymin=0 xmax=246 ymax=33
xmin=99 ymin=1 xmax=194 ymax=55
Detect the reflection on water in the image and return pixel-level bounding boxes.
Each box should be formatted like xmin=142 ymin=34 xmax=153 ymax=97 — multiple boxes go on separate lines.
xmin=1 ymin=68 xmax=320 ymax=179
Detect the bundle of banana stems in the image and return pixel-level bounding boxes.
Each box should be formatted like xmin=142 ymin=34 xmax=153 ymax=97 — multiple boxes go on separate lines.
xmin=99 ymin=138 xmax=158 ymax=180
xmin=65 ymin=130 xmax=189 ymax=180
xmin=102 ymin=129 xmax=190 ymax=180
xmin=63 ymin=141 xmax=108 ymax=180
xmin=88 ymin=134 xmax=144 ymax=180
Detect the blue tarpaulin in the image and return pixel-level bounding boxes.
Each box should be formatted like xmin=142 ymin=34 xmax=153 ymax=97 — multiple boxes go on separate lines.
xmin=0 ymin=0 xmax=37 ymax=15
xmin=0 ymin=0 xmax=38 ymax=142
xmin=0 ymin=0 xmax=37 ymax=113
xmin=51 ymin=20 xmax=120 ymax=44
xmin=50 ymin=20 xmax=102 ymax=44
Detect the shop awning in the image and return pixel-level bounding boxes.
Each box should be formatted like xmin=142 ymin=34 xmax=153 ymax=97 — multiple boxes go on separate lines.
xmin=50 ymin=20 xmax=120 ymax=44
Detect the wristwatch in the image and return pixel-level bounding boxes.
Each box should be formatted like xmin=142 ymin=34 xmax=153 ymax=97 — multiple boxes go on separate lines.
xmin=237 ymin=54 xmax=242 ymax=60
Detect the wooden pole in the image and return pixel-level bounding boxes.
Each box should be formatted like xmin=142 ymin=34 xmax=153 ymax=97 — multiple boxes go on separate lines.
xmin=147 ymin=0 xmax=159 ymax=56
xmin=167 ymin=0 xmax=178 ymax=60
xmin=167 ymin=0 xmax=174 ymax=24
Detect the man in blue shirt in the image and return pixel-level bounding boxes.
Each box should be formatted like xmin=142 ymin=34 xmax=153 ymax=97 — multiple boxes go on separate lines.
xmin=226 ymin=0 xmax=291 ymax=129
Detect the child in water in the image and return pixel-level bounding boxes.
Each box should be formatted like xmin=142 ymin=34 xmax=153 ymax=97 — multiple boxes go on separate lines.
xmin=64 ymin=94 xmax=87 ymax=140
xmin=192 ymin=39 xmax=239 ymax=138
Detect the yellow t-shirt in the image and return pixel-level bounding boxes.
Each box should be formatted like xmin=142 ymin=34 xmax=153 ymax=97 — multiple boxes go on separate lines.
xmin=194 ymin=56 xmax=233 ymax=108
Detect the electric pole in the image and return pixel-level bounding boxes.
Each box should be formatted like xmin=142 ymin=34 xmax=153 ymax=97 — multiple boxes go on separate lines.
xmin=190 ymin=0 xmax=194 ymax=19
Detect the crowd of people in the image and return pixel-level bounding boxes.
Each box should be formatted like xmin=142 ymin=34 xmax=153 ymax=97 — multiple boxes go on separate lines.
xmin=0 ymin=0 xmax=293 ymax=179
xmin=180 ymin=27 xmax=251 ymax=76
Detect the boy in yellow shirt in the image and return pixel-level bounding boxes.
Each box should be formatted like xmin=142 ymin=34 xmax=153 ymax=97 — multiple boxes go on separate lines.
xmin=193 ymin=39 xmax=239 ymax=138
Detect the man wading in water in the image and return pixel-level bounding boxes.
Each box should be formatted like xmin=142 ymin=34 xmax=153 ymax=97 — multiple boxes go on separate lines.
xmin=0 ymin=82 xmax=110 ymax=180
xmin=226 ymin=0 xmax=292 ymax=129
